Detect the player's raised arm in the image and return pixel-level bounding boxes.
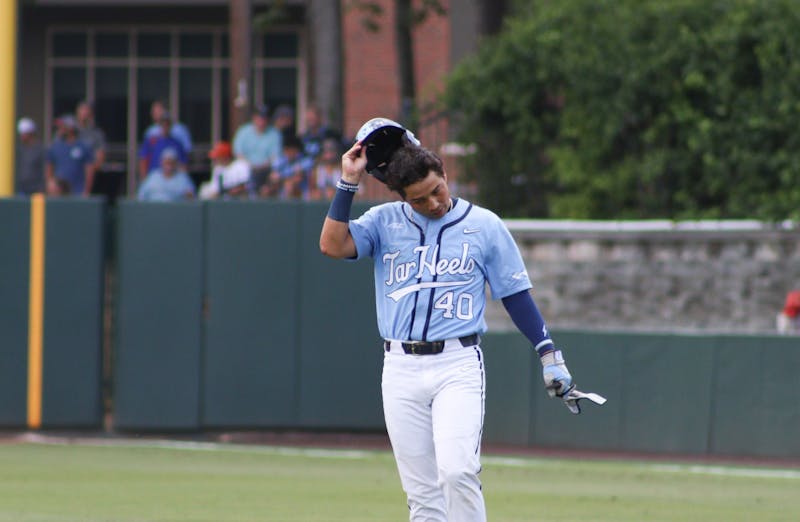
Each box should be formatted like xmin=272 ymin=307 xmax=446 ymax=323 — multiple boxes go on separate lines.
xmin=319 ymin=141 xmax=366 ymax=258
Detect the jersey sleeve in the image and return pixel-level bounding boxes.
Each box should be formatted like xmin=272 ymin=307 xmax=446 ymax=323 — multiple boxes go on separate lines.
xmin=483 ymin=213 xmax=532 ymax=300
xmin=347 ymin=205 xmax=383 ymax=260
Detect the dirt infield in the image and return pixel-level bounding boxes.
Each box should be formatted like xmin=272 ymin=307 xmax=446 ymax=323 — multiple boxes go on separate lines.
xmin=1 ymin=428 xmax=799 ymax=469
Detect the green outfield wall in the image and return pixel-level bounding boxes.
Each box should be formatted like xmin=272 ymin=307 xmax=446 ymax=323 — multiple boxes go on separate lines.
xmin=0 ymin=198 xmax=30 ymax=426
xmin=0 ymin=198 xmax=104 ymax=428
xmin=481 ymin=331 xmax=800 ymax=459
xmin=112 ymin=200 xmax=383 ymax=432
xmin=113 ymin=201 xmax=205 ymax=430
xmin=1 ymin=199 xmax=798 ymax=459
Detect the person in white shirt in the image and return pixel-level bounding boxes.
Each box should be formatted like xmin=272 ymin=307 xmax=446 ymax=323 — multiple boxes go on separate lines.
xmin=199 ymin=141 xmax=253 ymax=200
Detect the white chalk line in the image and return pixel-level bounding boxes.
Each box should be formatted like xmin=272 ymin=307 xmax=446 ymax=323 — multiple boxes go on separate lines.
xmin=13 ymin=433 xmax=800 ymax=479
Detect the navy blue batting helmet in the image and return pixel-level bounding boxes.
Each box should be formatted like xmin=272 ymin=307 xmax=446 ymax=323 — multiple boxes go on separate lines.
xmin=355 ymin=117 xmax=421 ymax=183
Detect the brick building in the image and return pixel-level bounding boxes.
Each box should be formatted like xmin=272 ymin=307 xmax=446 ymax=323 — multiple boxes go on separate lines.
xmin=16 ymin=0 xmax=483 ymax=200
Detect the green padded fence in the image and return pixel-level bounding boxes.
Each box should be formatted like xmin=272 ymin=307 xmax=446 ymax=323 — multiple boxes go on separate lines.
xmin=0 ymin=198 xmax=30 ymax=426
xmin=41 ymin=198 xmax=105 ymax=427
xmin=113 ymin=201 xmax=204 ymax=430
xmin=295 ymin=202 xmax=384 ymax=430
xmin=202 ymin=201 xmax=301 ymax=427
xmin=481 ymin=331 xmax=800 ymax=458
xmin=0 ymin=198 xmax=104 ymax=428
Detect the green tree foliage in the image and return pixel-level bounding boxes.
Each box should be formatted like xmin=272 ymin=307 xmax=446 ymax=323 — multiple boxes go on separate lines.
xmin=445 ymin=0 xmax=800 ymax=220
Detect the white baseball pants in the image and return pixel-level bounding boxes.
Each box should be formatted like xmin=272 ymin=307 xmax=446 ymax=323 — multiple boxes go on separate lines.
xmin=382 ymin=343 xmax=487 ymax=522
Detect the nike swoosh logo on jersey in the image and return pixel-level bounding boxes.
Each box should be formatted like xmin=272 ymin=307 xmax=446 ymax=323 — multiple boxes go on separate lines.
xmin=386 ymin=277 xmax=475 ymax=302
xmin=463 ymin=227 xmax=480 ymax=234
xmin=512 ymin=271 xmax=528 ymax=280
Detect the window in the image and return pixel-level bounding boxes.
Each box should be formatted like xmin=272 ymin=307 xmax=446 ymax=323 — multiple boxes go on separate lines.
xmin=52 ymin=67 xmax=86 ymax=119
xmin=48 ymin=26 xmax=303 ymax=193
xmin=179 ymin=34 xmax=213 ymax=59
xmin=136 ymin=32 xmax=171 ymax=58
xmin=95 ymin=33 xmax=129 ymax=58
xmin=263 ymin=33 xmax=298 ymax=58
xmin=95 ymin=68 xmax=128 ymax=142
xmin=263 ymin=67 xmax=297 ymax=112
xmin=137 ymin=67 xmax=170 ymax=137
xmin=179 ymin=68 xmax=213 ymax=143
xmin=52 ymin=33 xmax=86 ymax=57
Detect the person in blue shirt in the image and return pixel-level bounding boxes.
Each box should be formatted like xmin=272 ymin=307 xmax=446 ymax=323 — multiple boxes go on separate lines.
xmin=261 ymin=134 xmax=314 ymax=199
xmin=320 ymin=118 xmax=582 ymax=522
xmin=138 ymin=112 xmax=188 ymax=180
xmin=45 ymin=115 xmax=95 ymax=196
xmin=301 ymin=103 xmax=344 ymax=160
xmin=232 ymin=105 xmax=282 ymax=192
xmin=137 ymin=147 xmax=196 ymax=202
xmin=143 ymin=99 xmax=193 ymax=154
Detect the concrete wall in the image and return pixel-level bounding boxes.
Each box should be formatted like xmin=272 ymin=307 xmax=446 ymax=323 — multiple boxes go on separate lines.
xmin=486 ymin=221 xmax=800 ymax=335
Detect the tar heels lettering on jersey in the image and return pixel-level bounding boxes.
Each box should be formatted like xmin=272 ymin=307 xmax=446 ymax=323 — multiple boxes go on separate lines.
xmin=383 ymin=243 xmax=475 ymax=300
xmin=349 ymin=198 xmax=532 ymax=341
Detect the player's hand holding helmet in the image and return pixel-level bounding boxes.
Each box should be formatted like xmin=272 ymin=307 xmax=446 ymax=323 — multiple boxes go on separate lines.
xmin=540 ymin=350 xmax=577 ymax=411
xmin=353 ymin=117 xmax=421 ymax=183
xmin=341 ymin=141 xmax=369 ymax=184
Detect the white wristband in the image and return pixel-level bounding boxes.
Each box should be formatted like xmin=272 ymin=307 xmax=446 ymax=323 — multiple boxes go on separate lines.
xmin=540 ymin=349 xmax=564 ymax=367
xmin=336 ymin=179 xmax=359 ymax=193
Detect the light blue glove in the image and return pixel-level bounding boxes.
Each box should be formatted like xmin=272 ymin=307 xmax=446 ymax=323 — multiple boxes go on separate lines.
xmin=540 ymin=349 xmax=574 ymax=399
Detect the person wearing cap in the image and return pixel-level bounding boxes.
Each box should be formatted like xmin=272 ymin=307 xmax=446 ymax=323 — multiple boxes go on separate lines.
xmin=272 ymin=104 xmax=296 ymax=141
xmin=45 ymin=115 xmax=95 ymax=196
xmin=320 ymin=117 xmax=582 ymax=521
xmin=198 ymin=141 xmax=253 ymax=200
xmin=143 ymin=99 xmax=193 ymax=154
xmin=301 ymin=103 xmax=344 ymax=160
xmin=232 ymin=104 xmax=282 ymax=193
xmin=138 ymin=111 xmax=188 ymax=180
xmin=137 ymin=147 xmax=196 ymax=202
xmin=14 ymin=117 xmax=46 ymax=195
xmin=777 ymin=290 xmax=800 ymax=334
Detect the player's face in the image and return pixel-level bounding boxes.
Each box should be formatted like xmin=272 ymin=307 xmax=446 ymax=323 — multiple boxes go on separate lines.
xmin=403 ymin=170 xmax=451 ymax=220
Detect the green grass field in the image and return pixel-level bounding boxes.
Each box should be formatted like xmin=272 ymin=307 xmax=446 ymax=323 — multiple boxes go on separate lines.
xmin=0 ymin=439 xmax=798 ymax=521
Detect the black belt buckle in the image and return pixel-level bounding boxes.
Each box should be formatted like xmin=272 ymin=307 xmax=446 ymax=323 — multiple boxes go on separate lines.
xmin=401 ymin=340 xmax=444 ymax=355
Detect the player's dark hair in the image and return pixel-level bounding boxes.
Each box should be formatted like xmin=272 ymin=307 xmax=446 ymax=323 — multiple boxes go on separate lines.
xmin=384 ymin=145 xmax=444 ymax=197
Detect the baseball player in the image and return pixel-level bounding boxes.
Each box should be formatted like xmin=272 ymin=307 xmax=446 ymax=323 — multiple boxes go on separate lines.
xmin=320 ymin=118 xmax=579 ymax=521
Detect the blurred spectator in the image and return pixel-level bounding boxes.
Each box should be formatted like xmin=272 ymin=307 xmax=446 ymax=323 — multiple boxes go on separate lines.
xmin=232 ymin=105 xmax=282 ymax=193
xmin=46 ymin=115 xmax=95 ymax=197
xmin=137 ymin=148 xmax=195 ymax=202
xmin=138 ymin=112 xmax=188 ymax=180
xmin=143 ymin=99 xmax=193 ymax=154
xmin=309 ymin=138 xmax=342 ymax=200
xmin=261 ymin=134 xmax=314 ymax=200
xmin=776 ymin=290 xmax=800 ymax=335
xmin=75 ymin=100 xmax=107 ymax=172
xmin=301 ymin=104 xmax=343 ymax=160
xmin=198 ymin=141 xmax=253 ymax=200
xmin=14 ymin=117 xmax=46 ymax=195
xmin=273 ymin=104 xmax=296 ymax=141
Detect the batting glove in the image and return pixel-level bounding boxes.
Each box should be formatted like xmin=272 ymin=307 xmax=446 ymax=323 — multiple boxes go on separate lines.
xmin=541 ymin=350 xmax=577 ymax=412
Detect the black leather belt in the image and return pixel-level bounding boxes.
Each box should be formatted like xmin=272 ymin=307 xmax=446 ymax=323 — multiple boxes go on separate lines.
xmin=384 ymin=333 xmax=480 ymax=355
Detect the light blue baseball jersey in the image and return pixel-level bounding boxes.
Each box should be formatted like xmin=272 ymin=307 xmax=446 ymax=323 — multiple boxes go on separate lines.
xmin=349 ymin=198 xmax=532 ymax=341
